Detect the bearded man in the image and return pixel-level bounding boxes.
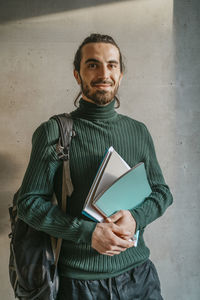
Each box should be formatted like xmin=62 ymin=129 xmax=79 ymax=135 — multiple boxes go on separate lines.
xmin=17 ymin=34 xmax=173 ymax=300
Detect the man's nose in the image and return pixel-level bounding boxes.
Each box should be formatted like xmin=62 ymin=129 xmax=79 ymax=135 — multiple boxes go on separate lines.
xmin=97 ymin=65 xmax=109 ymax=79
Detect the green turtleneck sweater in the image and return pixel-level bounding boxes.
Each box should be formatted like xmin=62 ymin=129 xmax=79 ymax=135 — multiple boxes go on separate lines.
xmin=17 ymin=99 xmax=173 ymax=279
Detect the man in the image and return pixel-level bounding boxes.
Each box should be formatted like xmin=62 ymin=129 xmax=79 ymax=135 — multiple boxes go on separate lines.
xmin=17 ymin=34 xmax=173 ymax=299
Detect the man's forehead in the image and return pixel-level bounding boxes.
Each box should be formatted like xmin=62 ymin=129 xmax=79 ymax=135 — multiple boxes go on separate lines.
xmin=81 ymin=42 xmax=120 ymax=62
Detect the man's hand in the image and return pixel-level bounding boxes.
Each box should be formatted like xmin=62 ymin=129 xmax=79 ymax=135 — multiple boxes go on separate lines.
xmin=91 ymin=222 xmax=135 ymax=256
xmin=106 ymin=210 xmax=137 ymax=241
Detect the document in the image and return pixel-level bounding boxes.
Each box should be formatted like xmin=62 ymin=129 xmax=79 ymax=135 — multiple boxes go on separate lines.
xmin=82 ymin=147 xmax=151 ymax=247
xmin=93 ymin=162 xmax=151 ymax=217
xmin=82 ymin=147 xmax=130 ymax=222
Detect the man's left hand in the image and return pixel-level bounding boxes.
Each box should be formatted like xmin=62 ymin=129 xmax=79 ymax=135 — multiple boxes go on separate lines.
xmin=106 ymin=210 xmax=136 ymax=241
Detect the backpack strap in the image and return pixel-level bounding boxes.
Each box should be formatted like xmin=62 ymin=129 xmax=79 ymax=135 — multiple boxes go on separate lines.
xmin=50 ymin=113 xmax=75 ymax=265
xmin=51 ymin=113 xmax=74 ymax=197
xmin=52 ymin=113 xmax=75 ymax=161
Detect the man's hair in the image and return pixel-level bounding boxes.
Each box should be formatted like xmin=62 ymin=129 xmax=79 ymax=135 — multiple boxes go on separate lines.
xmin=73 ymin=33 xmax=124 ymax=73
xmin=73 ymin=33 xmax=124 ymax=107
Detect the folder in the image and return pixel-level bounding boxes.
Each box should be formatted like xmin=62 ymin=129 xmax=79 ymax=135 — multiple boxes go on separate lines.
xmin=82 ymin=147 xmax=152 ymax=247
xmin=82 ymin=147 xmax=130 ymax=222
xmin=93 ymin=162 xmax=151 ymax=217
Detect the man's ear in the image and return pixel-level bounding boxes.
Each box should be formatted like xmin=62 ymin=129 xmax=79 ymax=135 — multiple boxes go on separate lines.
xmin=74 ymin=70 xmax=81 ymax=85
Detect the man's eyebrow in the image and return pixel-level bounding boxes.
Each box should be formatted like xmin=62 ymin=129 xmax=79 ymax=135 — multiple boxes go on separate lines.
xmin=85 ymin=58 xmax=100 ymax=64
xmin=84 ymin=59 xmax=119 ymax=64
xmin=108 ymin=60 xmax=119 ymax=65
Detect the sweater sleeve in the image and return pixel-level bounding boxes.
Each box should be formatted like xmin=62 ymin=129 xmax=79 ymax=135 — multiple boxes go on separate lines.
xmin=129 ymin=124 xmax=173 ymax=230
xmin=17 ymin=120 xmax=96 ymax=243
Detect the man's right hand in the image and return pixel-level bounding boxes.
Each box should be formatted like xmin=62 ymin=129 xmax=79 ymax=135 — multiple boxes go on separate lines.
xmin=91 ymin=222 xmax=135 ymax=256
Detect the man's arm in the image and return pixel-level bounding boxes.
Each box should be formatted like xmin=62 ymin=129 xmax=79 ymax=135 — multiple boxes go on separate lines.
xmin=18 ymin=120 xmax=134 ymax=255
xmin=109 ymin=124 xmax=173 ymax=234
xmin=129 ymin=124 xmax=173 ymax=231
xmin=17 ymin=120 xmax=96 ymax=244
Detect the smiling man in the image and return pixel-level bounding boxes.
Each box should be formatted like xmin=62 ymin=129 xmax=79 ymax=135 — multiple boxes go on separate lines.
xmin=74 ymin=42 xmax=123 ymax=106
xmin=17 ymin=34 xmax=173 ymax=299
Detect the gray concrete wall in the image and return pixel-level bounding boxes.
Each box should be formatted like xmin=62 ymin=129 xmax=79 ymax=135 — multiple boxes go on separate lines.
xmin=0 ymin=0 xmax=199 ymax=299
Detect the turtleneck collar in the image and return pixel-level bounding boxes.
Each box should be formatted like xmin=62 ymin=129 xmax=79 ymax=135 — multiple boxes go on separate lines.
xmin=71 ymin=98 xmax=117 ymax=121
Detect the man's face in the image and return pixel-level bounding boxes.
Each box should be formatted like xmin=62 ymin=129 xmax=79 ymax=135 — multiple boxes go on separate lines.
xmin=74 ymin=42 xmax=123 ymax=105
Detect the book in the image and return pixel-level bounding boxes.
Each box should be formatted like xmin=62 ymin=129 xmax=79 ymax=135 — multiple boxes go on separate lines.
xmin=82 ymin=147 xmax=130 ymax=222
xmin=93 ymin=162 xmax=151 ymax=217
xmin=82 ymin=147 xmax=151 ymax=247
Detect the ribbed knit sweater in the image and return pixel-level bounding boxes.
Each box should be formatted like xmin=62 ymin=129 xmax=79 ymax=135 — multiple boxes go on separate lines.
xmin=17 ymin=98 xmax=173 ymax=280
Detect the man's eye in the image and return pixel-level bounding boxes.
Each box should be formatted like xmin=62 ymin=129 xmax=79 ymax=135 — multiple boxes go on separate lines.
xmin=109 ymin=64 xmax=117 ymax=69
xmin=88 ymin=63 xmax=97 ymax=69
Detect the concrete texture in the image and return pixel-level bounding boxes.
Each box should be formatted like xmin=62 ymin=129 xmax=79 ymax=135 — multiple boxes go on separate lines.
xmin=0 ymin=0 xmax=199 ymax=299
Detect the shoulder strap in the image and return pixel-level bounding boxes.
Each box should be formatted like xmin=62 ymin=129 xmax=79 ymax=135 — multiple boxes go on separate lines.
xmin=51 ymin=113 xmax=74 ymax=197
xmin=51 ymin=113 xmax=74 ymax=161
xmin=50 ymin=113 xmax=75 ymax=265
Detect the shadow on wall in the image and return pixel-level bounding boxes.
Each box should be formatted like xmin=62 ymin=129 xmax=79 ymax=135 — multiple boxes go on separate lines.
xmin=0 ymin=153 xmax=20 ymax=235
xmin=0 ymin=0 xmax=134 ymax=24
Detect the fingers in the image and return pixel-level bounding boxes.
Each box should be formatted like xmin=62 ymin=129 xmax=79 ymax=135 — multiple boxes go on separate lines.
xmin=106 ymin=210 xmax=124 ymax=223
xmin=103 ymin=250 xmax=123 ymax=256
xmin=104 ymin=248 xmax=126 ymax=256
xmin=103 ymin=220 xmax=132 ymax=238
xmin=104 ymin=225 xmax=134 ymax=248
xmin=93 ymin=210 xmax=137 ymax=255
xmin=114 ymin=234 xmax=135 ymax=249
xmin=99 ymin=244 xmax=130 ymax=256
xmin=91 ymin=222 xmax=135 ymax=256
xmin=106 ymin=210 xmax=137 ymax=240
xmin=111 ymin=222 xmax=132 ymax=238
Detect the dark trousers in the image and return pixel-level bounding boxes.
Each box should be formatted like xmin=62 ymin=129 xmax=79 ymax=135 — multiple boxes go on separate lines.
xmin=57 ymin=260 xmax=163 ymax=300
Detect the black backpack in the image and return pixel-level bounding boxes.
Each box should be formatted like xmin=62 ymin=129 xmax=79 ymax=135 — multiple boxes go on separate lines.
xmin=8 ymin=114 xmax=74 ymax=300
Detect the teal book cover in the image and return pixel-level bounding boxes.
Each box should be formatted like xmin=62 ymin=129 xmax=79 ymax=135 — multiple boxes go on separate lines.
xmin=82 ymin=146 xmax=130 ymax=222
xmin=93 ymin=162 xmax=151 ymax=217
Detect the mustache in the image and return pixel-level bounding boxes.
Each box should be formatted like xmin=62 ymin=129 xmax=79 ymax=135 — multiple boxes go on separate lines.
xmin=91 ymin=80 xmax=113 ymax=86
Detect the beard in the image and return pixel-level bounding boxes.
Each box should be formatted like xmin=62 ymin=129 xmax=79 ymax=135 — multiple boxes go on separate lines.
xmin=80 ymin=77 xmax=120 ymax=106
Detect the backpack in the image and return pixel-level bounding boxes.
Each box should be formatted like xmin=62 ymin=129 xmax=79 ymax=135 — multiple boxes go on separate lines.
xmin=8 ymin=114 xmax=74 ymax=300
